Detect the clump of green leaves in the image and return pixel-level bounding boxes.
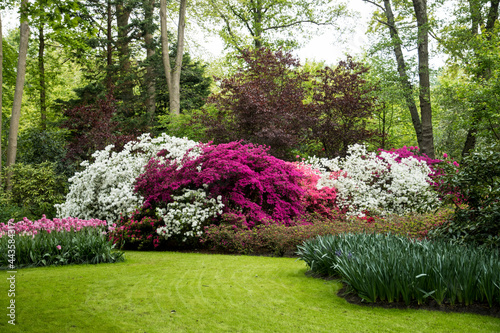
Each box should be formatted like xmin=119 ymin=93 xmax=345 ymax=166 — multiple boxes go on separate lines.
xmin=297 ymin=233 xmax=500 ymax=307
xmin=2 ymin=162 xmax=67 ymax=220
xmin=430 ymin=144 xmax=500 ymax=248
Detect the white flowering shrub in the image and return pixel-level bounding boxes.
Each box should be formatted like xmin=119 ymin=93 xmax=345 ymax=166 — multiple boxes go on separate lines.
xmin=56 ymin=133 xmax=199 ymax=223
xmin=305 ymin=144 xmax=440 ymax=216
xmin=156 ymin=188 xmax=224 ymax=241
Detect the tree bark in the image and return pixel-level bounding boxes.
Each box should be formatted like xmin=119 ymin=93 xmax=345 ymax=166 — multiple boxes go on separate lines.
xmin=39 ymin=23 xmax=47 ymax=130
xmin=116 ymin=0 xmax=133 ymax=110
xmin=381 ymin=0 xmax=423 ymax=149
xmin=6 ymin=0 xmax=30 ymax=190
xmin=412 ymin=0 xmax=435 ymax=158
xmin=106 ymin=0 xmax=113 ymax=91
xmin=0 ymin=14 xmax=3 ymax=185
xmin=145 ymin=0 xmax=157 ymax=122
xmin=160 ymin=0 xmax=187 ymax=116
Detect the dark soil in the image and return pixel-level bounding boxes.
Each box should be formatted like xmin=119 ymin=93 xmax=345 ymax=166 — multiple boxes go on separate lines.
xmin=305 ymin=271 xmax=500 ymax=318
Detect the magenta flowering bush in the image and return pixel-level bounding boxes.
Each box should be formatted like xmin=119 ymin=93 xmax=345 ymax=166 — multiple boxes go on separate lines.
xmin=135 ymin=141 xmax=306 ymax=229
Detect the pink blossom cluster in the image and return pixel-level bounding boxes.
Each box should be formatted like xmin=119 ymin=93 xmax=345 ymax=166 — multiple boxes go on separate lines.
xmin=0 ymin=215 xmax=113 ymax=238
xmin=292 ymin=162 xmax=341 ymax=218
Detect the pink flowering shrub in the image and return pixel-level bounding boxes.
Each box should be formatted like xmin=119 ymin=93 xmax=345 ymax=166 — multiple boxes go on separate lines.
xmin=292 ymin=162 xmax=341 ymax=218
xmin=135 ymin=141 xmax=306 ymax=228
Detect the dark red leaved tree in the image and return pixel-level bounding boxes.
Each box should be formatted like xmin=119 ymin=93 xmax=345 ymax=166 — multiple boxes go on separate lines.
xmin=61 ymin=94 xmax=140 ymax=164
xmin=199 ymin=48 xmax=314 ymax=160
xmin=311 ymin=57 xmax=383 ymax=158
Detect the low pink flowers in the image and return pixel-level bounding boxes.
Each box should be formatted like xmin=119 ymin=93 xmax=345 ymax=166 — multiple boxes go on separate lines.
xmin=56 ymin=245 xmax=62 ymax=250
xmin=0 ymin=216 xmax=110 ymax=238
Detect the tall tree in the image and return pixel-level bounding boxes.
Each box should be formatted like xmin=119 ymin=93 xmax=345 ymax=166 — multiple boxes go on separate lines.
xmin=6 ymin=0 xmax=30 ymax=189
xmin=436 ymin=0 xmax=499 ymax=157
xmin=364 ymin=0 xmax=435 ymax=158
xmin=412 ymin=0 xmax=434 ymax=158
xmin=143 ymin=0 xmax=157 ymax=121
xmin=0 ymin=13 xmax=3 ymax=182
xmin=160 ymin=0 xmax=187 ymax=116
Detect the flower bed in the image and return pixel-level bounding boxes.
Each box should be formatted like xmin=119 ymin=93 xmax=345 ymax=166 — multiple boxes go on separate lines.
xmin=0 ymin=216 xmax=123 ymax=268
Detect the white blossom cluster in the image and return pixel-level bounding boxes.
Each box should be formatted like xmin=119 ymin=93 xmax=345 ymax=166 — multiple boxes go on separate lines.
xmin=305 ymin=144 xmax=440 ymax=216
xmin=156 ymin=187 xmax=224 ymax=241
xmin=56 ymin=133 xmax=200 ymax=223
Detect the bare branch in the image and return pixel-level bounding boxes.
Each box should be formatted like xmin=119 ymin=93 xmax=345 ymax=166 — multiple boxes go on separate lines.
xmin=263 ymin=20 xmax=334 ymax=32
xmin=362 ymin=0 xmax=385 ymax=12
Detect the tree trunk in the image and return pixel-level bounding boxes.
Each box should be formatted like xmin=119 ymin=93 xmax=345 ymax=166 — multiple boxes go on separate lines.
xmin=6 ymin=0 xmax=30 ymax=190
xmin=0 ymin=14 xmax=3 ymax=185
xmin=160 ymin=0 xmax=187 ymax=116
xmin=106 ymin=0 xmax=113 ymax=91
xmin=381 ymin=0 xmax=423 ymax=149
xmin=252 ymin=2 xmax=263 ymax=49
xmin=145 ymin=0 xmax=156 ymax=122
xmin=116 ymin=0 xmax=133 ymax=111
xmin=412 ymin=0 xmax=434 ymax=158
xmin=39 ymin=23 xmax=47 ymax=130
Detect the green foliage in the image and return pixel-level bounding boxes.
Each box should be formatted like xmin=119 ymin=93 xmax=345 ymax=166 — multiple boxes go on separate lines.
xmin=155 ymin=51 xmax=213 ymax=116
xmin=0 ymin=198 xmax=32 ymax=225
xmin=16 ymin=127 xmax=72 ymax=176
xmin=157 ymin=109 xmax=211 ymax=142
xmin=430 ymin=144 xmax=500 ymax=247
xmin=3 ymin=162 xmax=67 ymax=220
xmin=0 ymin=227 xmax=124 ymax=268
xmin=298 ymin=233 xmax=500 ymax=307
xmin=201 ymin=0 xmax=348 ymax=51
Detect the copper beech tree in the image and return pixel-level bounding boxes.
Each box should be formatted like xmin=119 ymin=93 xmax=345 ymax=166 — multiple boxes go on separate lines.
xmin=200 ymin=48 xmax=382 ymax=160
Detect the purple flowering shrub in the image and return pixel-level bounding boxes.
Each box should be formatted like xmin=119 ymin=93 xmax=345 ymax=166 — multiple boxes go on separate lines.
xmin=135 ymin=141 xmax=306 ymax=229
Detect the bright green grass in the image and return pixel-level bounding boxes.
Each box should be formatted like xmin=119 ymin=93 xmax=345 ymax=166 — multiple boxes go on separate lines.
xmin=1 ymin=252 xmax=499 ymax=333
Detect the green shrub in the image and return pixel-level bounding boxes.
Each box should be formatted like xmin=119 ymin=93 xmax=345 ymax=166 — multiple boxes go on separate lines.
xmin=430 ymin=144 xmax=500 ymax=248
xmin=3 ymin=162 xmax=67 ymax=220
xmin=297 ymin=233 xmax=500 ymax=307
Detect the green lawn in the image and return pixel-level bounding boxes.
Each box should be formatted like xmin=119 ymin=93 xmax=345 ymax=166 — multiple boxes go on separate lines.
xmin=1 ymin=251 xmax=499 ymax=332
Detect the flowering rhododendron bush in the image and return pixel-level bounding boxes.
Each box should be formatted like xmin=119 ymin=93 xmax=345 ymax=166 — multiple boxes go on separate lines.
xmin=134 ymin=141 xmax=306 ymax=235
xmin=56 ymin=133 xmax=199 ymax=223
xmin=305 ymin=144 xmax=443 ymax=216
